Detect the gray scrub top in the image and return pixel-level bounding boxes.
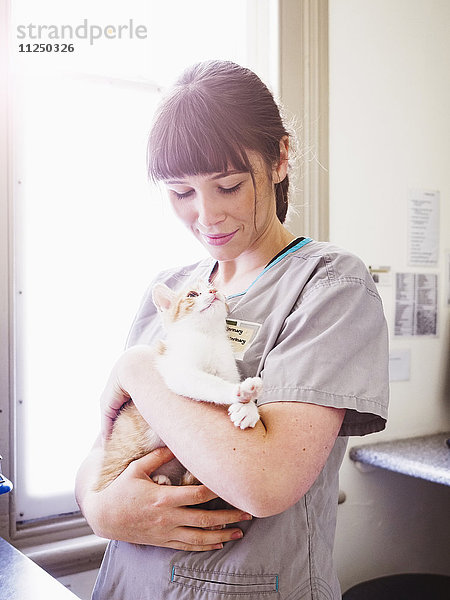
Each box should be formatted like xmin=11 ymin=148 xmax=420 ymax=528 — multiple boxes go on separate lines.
xmin=92 ymin=239 xmax=389 ymax=600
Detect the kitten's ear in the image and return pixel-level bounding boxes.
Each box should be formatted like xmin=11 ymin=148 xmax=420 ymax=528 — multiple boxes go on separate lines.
xmin=152 ymin=283 xmax=175 ymax=312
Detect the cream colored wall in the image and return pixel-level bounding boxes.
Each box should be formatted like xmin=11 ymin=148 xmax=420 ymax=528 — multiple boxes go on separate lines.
xmin=329 ymin=0 xmax=450 ymax=591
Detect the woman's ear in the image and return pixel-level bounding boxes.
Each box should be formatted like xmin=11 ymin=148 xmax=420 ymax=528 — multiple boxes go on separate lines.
xmin=272 ymin=136 xmax=289 ymax=184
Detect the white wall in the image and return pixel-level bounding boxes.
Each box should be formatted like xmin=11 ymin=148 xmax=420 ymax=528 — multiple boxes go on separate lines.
xmin=329 ymin=0 xmax=450 ymax=591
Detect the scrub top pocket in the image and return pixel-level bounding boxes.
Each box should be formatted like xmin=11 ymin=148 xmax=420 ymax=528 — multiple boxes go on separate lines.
xmin=170 ymin=564 xmax=279 ymax=598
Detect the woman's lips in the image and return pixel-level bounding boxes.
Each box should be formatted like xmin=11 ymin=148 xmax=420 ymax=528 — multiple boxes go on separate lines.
xmin=201 ymin=230 xmax=238 ymax=246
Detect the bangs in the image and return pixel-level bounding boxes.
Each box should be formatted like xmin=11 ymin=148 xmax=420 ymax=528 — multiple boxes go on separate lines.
xmin=147 ymin=88 xmax=253 ymax=182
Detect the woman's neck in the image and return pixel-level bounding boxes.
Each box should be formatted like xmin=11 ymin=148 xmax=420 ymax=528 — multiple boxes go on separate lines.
xmin=211 ymin=224 xmax=295 ymax=297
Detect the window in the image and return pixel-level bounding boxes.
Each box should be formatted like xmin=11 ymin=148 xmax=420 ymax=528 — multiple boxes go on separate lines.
xmin=5 ymin=0 xmax=279 ymax=527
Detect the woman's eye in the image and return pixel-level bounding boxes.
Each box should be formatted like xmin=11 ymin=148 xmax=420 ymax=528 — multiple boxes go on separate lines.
xmin=218 ymin=182 xmax=242 ymax=195
xmin=170 ymin=189 xmax=194 ymax=200
xmin=187 ymin=291 xmax=199 ymax=298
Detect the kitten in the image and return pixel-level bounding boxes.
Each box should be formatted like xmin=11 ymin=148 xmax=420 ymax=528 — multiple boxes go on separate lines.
xmin=94 ymin=281 xmax=262 ymax=492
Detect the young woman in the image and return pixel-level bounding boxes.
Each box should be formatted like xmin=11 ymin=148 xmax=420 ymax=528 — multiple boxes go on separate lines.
xmin=76 ymin=60 xmax=389 ymax=599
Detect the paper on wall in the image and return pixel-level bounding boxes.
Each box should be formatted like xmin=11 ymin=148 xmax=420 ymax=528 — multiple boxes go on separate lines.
xmin=394 ymin=272 xmax=438 ymax=336
xmin=407 ymin=189 xmax=439 ymax=266
xmin=389 ymin=349 xmax=411 ymax=381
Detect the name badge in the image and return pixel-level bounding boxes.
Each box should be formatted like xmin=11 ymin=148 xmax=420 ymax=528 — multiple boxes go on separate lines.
xmin=226 ymin=318 xmax=261 ymax=360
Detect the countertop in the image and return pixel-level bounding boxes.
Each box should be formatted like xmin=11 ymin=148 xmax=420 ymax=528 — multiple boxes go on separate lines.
xmin=349 ymin=431 xmax=450 ymax=486
xmin=0 ymin=537 xmax=78 ymax=599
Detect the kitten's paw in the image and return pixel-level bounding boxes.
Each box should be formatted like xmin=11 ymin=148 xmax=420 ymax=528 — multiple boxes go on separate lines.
xmin=152 ymin=474 xmax=172 ymax=485
xmin=181 ymin=471 xmax=200 ymax=486
xmin=235 ymin=377 xmax=263 ymax=404
xmin=228 ymin=401 xmax=260 ymax=429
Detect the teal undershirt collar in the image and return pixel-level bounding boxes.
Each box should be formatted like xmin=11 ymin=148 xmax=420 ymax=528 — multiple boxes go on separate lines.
xmin=208 ymin=236 xmax=313 ymax=300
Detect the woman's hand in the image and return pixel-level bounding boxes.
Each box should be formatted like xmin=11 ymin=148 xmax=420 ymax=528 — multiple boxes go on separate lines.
xmin=82 ymin=446 xmax=250 ymax=551
xmin=100 ymin=345 xmax=153 ymax=441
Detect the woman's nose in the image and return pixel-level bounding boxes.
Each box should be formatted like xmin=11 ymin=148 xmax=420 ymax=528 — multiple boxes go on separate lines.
xmin=196 ymin=195 xmax=225 ymax=228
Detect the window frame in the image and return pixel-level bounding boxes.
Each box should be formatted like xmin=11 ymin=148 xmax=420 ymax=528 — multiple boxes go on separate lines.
xmin=0 ymin=0 xmax=329 ymax=557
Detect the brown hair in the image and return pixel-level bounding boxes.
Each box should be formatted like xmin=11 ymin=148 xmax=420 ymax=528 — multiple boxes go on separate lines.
xmin=147 ymin=60 xmax=290 ymax=223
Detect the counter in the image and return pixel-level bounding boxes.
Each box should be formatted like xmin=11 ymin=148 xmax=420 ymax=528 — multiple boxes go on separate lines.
xmin=0 ymin=537 xmax=78 ymax=599
xmin=349 ymin=431 xmax=450 ymax=486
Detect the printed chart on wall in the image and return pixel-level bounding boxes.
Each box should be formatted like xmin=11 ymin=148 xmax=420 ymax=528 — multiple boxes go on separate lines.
xmin=407 ymin=189 xmax=439 ymax=266
xmin=395 ymin=273 xmax=438 ymax=336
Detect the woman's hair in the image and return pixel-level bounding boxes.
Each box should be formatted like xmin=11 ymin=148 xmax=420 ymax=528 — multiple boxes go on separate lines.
xmin=147 ymin=60 xmax=291 ymax=223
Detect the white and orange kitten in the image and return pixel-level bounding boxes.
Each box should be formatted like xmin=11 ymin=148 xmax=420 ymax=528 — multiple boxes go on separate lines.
xmin=94 ymin=281 xmax=262 ymax=491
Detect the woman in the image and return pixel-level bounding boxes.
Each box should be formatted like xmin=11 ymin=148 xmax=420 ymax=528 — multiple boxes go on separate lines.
xmin=76 ymin=60 xmax=389 ymax=599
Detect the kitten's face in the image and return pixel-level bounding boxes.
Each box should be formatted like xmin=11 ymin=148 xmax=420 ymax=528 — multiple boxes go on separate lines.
xmin=171 ymin=283 xmax=226 ymax=323
xmin=152 ymin=281 xmax=227 ymax=326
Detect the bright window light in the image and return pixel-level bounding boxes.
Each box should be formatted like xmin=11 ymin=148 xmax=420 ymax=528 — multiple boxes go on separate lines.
xmin=10 ymin=0 xmax=277 ymax=521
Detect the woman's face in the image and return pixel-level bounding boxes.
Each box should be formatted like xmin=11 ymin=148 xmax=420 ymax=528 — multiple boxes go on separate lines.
xmin=163 ymin=152 xmax=280 ymax=262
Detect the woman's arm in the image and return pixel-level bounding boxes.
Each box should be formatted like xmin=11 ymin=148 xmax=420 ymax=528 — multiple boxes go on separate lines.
xmin=106 ymin=346 xmax=346 ymax=518
xmin=75 ymin=437 xmax=252 ymax=549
